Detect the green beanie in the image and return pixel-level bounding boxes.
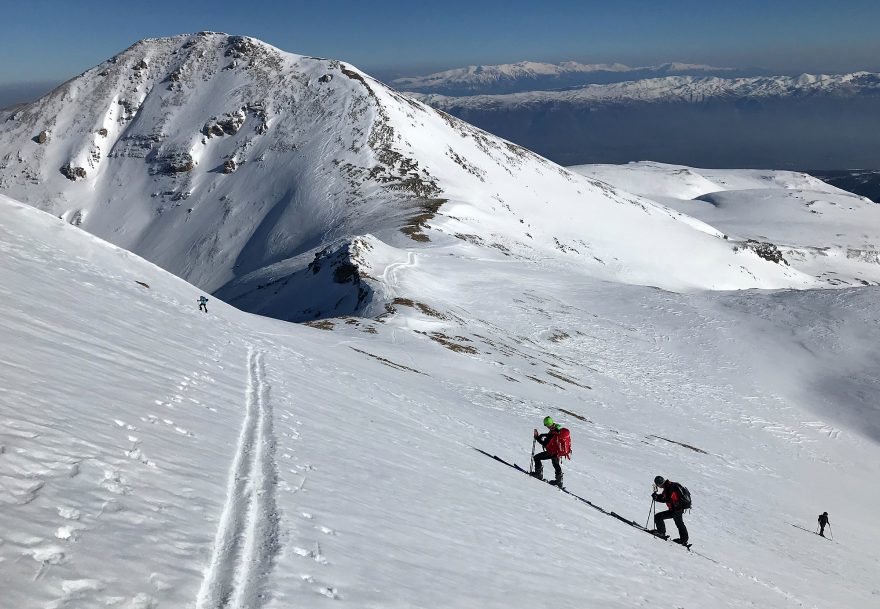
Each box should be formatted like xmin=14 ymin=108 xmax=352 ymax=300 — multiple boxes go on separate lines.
xmin=543 ymin=416 xmax=555 ymax=427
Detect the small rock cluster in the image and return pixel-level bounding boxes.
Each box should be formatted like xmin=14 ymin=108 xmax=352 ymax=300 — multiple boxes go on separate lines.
xmin=202 ymin=109 xmax=246 ymax=138
xmin=163 ymin=151 xmax=195 ymax=174
xmin=745 ymin=239 xmax=785 ymax=264
xmin=60 ymin=164 xmax=87 ymax=181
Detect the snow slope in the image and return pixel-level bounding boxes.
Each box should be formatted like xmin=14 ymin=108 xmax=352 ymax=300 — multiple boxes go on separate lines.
xmin=570 ymin=162 xmax=880 ymax=286
xmin=0 ymin=33 xmax=818 ymax=323
xmin=2 ymin=194 xmax=880 ymax=608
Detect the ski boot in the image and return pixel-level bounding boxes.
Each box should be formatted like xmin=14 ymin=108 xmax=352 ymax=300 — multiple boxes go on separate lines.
xmin=649 ymin=530 xmax=669 ymax=540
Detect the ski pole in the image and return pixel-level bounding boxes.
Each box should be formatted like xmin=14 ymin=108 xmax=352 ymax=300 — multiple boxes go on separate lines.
xmin=828 ymin=524 xmax=833 ymax=540
xmin=528 ymin=436 xmax=536 ymax=474
xmin=645 ymin=485 xmax=657 ymax=529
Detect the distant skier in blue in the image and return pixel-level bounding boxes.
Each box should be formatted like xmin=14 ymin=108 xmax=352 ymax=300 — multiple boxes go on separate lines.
xmin=198 ymin=296 xmax=208 ymax=313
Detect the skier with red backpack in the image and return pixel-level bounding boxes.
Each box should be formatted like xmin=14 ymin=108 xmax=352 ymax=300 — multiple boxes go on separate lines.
xmin=531 ymin=416 xmax=571 ymax=488
xmin=650 ymin=475 xmax=690 ymax=545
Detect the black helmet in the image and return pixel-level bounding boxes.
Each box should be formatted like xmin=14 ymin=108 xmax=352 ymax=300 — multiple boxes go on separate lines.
xmin=654 ymin=475 xmax=665 ymax=486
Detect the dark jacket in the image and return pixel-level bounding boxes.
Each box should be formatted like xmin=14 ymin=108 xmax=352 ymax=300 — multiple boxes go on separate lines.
xmin=653 ymin=480 xmax=685 ymax=511
xmin=818 ymin=514 xmax=829 ymax=526
xmin=536 ymin=425 xmax=560 ymax=446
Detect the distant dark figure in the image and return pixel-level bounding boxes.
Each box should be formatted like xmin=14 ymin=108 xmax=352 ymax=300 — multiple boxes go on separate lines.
xmin=198 ymin=296 xmax=208 ymax=313
xmin=651 ymin=475 xmax=691 ymax=545
xmin=818 ymin=512 xmax=829 ymax=537
xmin=531 ymin=416 xmax=571 ymax=487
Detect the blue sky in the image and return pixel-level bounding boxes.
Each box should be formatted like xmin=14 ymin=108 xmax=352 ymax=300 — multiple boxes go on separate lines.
xmin=1 ymin=0 xmax=878 ymax=86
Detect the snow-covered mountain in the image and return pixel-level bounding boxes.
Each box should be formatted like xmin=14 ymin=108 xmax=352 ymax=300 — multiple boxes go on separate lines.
xmin=570 ymin=162 xmax=880 ymax=286
xmin=0 ymin=33 xmax=818 ymax=322
xmin=391 ymin=61 xmax=743 ymax=96
xmin=3 ymin=36 xmax=880 ymax=609
xmin=414 ymin=72 xmax=880 ymax=108
xmin=411 ymin=73 xmax=880 ymax=168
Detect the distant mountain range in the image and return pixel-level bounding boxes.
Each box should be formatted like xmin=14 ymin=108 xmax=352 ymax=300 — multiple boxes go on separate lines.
xmin=407 ymin=72 xmax=880 ymax=168
xmin=391 ymin=60 xmax=760 ymax=96
xmin=807 ymin=169 xmax=880 ymax=201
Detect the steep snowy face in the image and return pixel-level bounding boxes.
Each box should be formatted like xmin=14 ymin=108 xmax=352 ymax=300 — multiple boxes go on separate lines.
xmin=0 ymin=34 xmax=818 ymax=320
xmin=0 ymin=32 xmax=440 ymax=294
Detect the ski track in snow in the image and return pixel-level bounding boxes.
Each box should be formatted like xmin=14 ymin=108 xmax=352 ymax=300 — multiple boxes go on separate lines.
xmin=195 ymin=349 xmax=280 ymax=609
xmin=382 ymin=251 xmax=417 ymax=289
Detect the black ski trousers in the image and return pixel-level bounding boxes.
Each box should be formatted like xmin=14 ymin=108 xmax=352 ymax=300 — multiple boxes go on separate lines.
xmin=532 ymin=451 xmax=562 ymax=481
xmin=654 ymin=509 xmax=688 ymax=542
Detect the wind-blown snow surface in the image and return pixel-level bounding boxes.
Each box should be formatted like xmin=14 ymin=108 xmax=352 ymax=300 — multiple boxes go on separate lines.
xmin=570 ymin=162 xmax=880 ymax=286
xmin=0 ymin=33 xmax=817 ymax=322
xmin=3 ymin=195 xmax=880 ymax=608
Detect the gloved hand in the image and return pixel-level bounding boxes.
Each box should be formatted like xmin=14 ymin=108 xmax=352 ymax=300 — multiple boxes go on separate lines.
xmin=533 ymin=429 xmax=539 ymax=438
xmin=651 ymin=493 xmax=660 ymax=501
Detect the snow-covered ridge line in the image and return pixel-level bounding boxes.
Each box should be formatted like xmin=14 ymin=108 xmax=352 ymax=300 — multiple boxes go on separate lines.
xmin=392 ymin=60 xmax=735 ymax=90
xmin=410 ymin=71 xmax=880 ymax=108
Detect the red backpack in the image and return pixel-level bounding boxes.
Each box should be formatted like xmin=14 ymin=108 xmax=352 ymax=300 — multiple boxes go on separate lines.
xmin=549 ymin=428 xmax=572 ymax=459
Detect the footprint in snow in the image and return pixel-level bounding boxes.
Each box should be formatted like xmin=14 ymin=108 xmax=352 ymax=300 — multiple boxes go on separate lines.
xmin=54 ymin=526 xmax=77 ymax=541
xmin=293 ymin=545 xmax=328 ymax=564
xmin=57 ymin=506 xmax=80 ymax=520
xmin=30 ymin=545 xmax=66 ymax=565
xmin=318 ymin=586 xmax=340 ymax=599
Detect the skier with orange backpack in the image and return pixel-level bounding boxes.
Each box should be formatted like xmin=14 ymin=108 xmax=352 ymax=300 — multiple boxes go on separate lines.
xmin=531 ymin=416 xmax=572 ymax=488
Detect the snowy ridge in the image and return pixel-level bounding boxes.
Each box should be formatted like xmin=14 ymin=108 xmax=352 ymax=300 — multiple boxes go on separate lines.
xmin=412 ymin=71 xmax=880 ymax=109
xmin=392 ymin=60 xmax=736 ymax=95
xmin=570 ymin=162 xmax=880 ymax=286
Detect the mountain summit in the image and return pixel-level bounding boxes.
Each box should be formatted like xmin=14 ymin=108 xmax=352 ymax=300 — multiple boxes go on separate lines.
xmin=0 ymin=34 xmax=813 ymax=320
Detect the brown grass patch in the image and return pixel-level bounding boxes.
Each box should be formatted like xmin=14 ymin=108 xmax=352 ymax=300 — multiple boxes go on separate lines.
xmin=546 ymin=370 xmax=591 ymax=389
xmin=648 ymin=435 xmax=709 ymax=454
xmin=305 ymin=320 xmax=335 ymax=331
xmin=401 ymin=198 xmax=446 ymax=242
xmin=349 ymin=347 xmax=426 ymax=374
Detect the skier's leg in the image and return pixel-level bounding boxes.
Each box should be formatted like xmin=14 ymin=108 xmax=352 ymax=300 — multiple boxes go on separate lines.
xmin=654 ymin=510 xmax=673 ymax=536
xmin=672 ymin=511 xmax=688 ymax=543
xmin=532 ymin=451 xmax=548 ymax=479
xmin=551 ymin=456 xmax=562 ymax=486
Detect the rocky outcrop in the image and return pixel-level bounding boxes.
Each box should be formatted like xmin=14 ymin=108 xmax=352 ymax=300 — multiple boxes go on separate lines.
xmin=744 ymin=240 xmax=785 ymax=264
xmin=223 ymin=159 xmax=237 ymax=174
xmin=35 ymin=130 xmax=50 ymax=144
xmin=60 ymin=164 xmax=87 ymax=181
xmin=163 ymin=151 xmax=194 ymax=173
xmin=202 ymin=109 xmax=246 ymax=138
